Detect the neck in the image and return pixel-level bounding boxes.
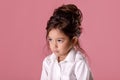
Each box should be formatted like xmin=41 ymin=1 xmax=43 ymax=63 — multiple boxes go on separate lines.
xmin=58 ymin=55 xmax=66 ymax=62
xmin=57 ymin=48 xmax=73 ymax=62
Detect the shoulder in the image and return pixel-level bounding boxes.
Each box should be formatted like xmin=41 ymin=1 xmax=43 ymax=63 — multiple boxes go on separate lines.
xmin=74 ymin=51 xmax=93 ymax=79
xmin=74 ymin=50 xmax=90 ymax=70
xmin=74 ymin=50 xmax=86 ymax=62
xmin=75 ymin=51 xmax=90 ymax=72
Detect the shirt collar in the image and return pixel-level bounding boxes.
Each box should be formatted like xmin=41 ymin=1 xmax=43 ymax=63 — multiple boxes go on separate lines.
xmin=63 ymin=48 xmax=76 ymax=62
xmin=50 ymin=53 xmax=57 ymax=62
xmin=50 ymin=48 xmax=76 ymax=62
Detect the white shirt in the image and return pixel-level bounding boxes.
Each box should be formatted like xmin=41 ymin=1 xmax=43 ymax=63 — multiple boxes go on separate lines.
xmin=41 ymin=49 xmax=93 ymax=80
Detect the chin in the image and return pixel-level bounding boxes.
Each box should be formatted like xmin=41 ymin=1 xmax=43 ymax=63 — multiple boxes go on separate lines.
xmin=54 ymin=53 xmax=61 ymax=56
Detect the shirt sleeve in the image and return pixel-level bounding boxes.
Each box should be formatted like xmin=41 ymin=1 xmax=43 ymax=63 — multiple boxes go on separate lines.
xmin=40 ymin=59 xmax=48 ymax=80
xmin=75 ymin=59 xmax=93 ymax=80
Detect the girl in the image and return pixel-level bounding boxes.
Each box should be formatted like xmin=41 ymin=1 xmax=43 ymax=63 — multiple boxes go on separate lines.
xmin=41 ymin=4 xmax=93 ymax=80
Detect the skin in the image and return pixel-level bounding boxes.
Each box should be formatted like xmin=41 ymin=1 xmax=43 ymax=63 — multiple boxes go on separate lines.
xmin=47 ymin=28 xmax=77 ymax=62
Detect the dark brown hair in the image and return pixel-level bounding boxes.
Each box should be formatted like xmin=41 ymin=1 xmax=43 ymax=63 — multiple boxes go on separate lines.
xmin=46 ymin=4 xmax=85 ymax=54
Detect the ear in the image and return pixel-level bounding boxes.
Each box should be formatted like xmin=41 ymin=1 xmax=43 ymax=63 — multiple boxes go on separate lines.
xmin=72 ymin=36 xmax=78 ymax=46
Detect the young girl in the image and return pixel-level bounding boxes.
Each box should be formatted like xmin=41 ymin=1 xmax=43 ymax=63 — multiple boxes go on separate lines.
xmin=41 ymin=4 xmax=93 ymax=80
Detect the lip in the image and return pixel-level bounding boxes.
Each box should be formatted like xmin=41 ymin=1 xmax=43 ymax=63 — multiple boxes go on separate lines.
xmin=53 ymin=50 xmax=59 ymax=53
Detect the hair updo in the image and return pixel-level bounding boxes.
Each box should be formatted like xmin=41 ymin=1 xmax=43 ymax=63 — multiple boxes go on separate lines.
xmin=46 ymin=4 xmax=84 ymax=52
xmin=46 ymin=4 xmax=83 ymax=39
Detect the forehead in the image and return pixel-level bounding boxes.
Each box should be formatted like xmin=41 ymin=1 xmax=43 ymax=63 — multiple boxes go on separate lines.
xmin=48 ymin=29 xmax=68 ymax=38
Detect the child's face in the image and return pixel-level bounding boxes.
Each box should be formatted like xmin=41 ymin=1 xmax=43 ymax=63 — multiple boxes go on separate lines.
xmin=48 ymin=28 xmax=73 ymax=57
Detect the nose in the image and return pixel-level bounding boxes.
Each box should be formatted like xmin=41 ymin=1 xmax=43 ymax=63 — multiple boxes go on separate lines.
xmin=52 ymin=41 xmax=58 ymax=48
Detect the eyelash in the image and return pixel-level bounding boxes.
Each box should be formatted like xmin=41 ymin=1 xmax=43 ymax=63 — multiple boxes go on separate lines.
xmin=57 ymin=39 xmax=63 ymax=43
xmin=48 ymin=38 xmax=52 ymax=42
xmin=48 ymin=38 xmax=64 ymax=43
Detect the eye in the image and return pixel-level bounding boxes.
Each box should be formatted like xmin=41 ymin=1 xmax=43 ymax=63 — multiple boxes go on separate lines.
xmin=57 ymin=39 xmax=63 ymax=43
xmin=48 ymin=38 xmax=52 ymax=42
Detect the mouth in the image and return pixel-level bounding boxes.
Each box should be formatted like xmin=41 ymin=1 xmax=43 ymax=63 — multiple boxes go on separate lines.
xmin=53 ymin=50 xmax=59 ymax=53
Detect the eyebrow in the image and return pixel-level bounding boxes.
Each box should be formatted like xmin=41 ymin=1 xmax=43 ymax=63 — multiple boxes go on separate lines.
xmin=48 ymin=36 xmax=65 ymax=39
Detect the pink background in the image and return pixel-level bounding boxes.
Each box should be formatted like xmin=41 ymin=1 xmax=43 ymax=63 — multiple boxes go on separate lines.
xmin=0 ymin=0 xmax=120 ymax=80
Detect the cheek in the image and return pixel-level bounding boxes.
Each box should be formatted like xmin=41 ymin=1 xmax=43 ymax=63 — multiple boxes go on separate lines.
xmin=47 ymin=43 xmax=52 ymax=50
xmin=60 ymin=42 xmax=72 ymax=50
xmin=49 ymin=43 xmax=53 ymax=49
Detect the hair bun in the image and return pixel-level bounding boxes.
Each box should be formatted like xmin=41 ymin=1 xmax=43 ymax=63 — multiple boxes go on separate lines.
xmin=47 ymin=4 xmax=83 ymax=38
xmin=53 ymin=4 xmax=83 ymax=27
